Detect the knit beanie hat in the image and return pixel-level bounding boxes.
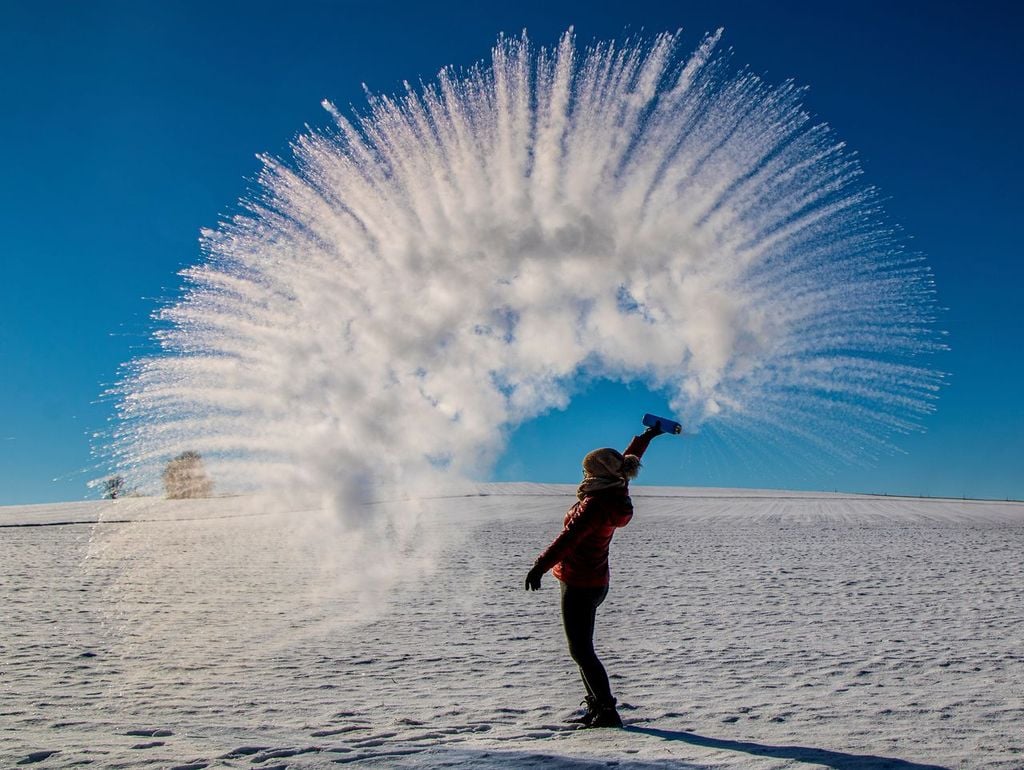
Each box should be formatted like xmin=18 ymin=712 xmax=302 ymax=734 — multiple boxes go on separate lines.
xmin=582 ymin=448 xmax=641 ymax=480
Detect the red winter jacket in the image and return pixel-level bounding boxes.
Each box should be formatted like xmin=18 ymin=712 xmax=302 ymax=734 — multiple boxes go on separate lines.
xmin=533 ymin=432 xmax=654 ymax=587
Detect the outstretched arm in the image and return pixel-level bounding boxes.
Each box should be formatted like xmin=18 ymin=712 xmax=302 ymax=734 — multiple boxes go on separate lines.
xmin=534 ymin=501 xmax=599 ymax=573
xmin=525 ymin=499 xmax=600 ymax=590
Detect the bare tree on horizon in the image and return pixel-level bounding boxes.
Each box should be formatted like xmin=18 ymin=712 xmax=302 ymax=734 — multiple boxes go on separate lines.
xmin=162 ymin=451 xmax=213 ymax=499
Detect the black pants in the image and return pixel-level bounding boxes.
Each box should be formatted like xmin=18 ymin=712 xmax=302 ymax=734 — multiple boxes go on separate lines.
xmin=560 ymin=582 xmax=613 ymax=705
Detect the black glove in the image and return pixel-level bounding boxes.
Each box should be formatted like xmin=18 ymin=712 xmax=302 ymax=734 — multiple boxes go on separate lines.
xmin=643 ymin=423 xmax=664 ymax=437
xmin=525 ymin=565 xmax=543 ymax=591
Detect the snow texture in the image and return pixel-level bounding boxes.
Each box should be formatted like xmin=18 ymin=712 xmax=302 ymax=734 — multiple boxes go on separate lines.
xmin=2 ymin=485 xmax=1021 ymax=769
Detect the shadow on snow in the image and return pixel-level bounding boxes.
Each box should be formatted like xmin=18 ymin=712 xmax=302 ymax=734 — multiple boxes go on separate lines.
xmin=626 ymin=726 xmax=952 ymax=770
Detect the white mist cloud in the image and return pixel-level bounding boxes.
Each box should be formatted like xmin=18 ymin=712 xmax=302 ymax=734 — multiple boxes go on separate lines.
xmin=108 ymin=30 xmax=943 ymax=546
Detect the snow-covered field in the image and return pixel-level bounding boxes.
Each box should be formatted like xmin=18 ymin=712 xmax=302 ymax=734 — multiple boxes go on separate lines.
xmin=2 ymin=484 xmax=1022 ymax=769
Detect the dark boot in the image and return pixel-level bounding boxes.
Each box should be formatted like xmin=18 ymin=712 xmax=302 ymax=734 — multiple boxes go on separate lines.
xmin=585 ymin=699 xmax=622 ymax=728
xmin=565 ymin=696 xmax=599 ymax=725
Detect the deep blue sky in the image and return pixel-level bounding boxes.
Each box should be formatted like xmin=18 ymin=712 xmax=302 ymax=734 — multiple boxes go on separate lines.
xmin=2 ymin=1 xmax=1022 ymax=504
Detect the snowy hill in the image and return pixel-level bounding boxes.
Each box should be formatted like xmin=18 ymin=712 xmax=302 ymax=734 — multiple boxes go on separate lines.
xmin=2 ymin=487 xmax=1022 ymax=769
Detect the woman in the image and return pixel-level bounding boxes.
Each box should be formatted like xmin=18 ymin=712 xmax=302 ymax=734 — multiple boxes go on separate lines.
xmin=525 ymin=423 xmax=663 ymax=728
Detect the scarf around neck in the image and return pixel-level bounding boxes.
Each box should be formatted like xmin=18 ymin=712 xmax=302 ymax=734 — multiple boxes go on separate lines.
xmin=576 ymin=474 xmax=626 ymax=500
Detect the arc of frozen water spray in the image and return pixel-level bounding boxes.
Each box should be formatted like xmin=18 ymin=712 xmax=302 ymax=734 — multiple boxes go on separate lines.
xmin=104 ymin=29 xmax=945 ymax=506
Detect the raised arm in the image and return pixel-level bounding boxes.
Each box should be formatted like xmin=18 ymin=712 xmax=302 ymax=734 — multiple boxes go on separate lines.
xmin=623 ymin=424 xmax=663 ymax=460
